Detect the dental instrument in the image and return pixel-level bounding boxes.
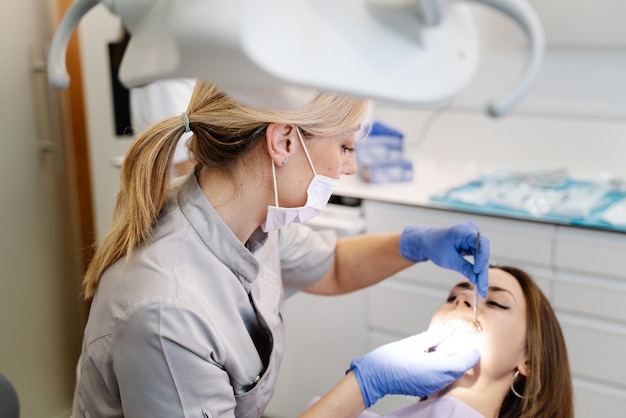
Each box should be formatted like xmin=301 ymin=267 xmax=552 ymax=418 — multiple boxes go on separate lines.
xmin=473 ymin=232 xmax=482 ymax=331
xmin=47 ymin=0 xmax=545 ymax=116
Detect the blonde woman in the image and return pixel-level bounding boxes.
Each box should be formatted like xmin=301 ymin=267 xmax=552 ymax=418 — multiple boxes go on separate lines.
xmin=72 ymin=81 xmax=491 ymax=418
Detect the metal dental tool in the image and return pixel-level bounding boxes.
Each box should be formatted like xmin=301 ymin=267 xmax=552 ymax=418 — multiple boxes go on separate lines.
xmin=473 ymin=232 xmax=482 ymax=331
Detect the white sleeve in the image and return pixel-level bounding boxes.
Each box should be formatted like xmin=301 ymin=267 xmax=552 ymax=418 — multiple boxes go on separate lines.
xmin=278 ymin=223 xmax=337 ymax=298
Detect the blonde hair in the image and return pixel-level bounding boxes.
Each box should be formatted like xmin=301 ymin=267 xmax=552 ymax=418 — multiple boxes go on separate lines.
xmin=83 ymin=81 xmax=370 ymax=298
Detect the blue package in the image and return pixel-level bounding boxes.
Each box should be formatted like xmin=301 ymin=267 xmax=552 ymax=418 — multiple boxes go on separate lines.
xmin=357 ymin=121 xmax=405 ymax=165
xmin=358 ymin=159 xmax=413 ymax=184
xmin=369 ymin=121 xmax=404 ymax=138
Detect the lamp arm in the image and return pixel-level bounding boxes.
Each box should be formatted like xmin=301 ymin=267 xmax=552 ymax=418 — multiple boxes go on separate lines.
xmin=48 ymin=0 xmax=101 ymax=88
xmin=463 ymin=0 xmax=546 ymax=117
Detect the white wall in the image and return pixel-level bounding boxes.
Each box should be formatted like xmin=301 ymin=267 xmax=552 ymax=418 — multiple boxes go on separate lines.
xmin=374 ymin=6 xmax=626 ymax=179
xmin=1 ymin=1 xmax=85 ymax=416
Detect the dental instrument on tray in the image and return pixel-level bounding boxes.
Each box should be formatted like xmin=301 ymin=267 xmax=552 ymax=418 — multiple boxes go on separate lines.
xmin=48 ymin=0 xmax=545 ymax=117
xmin=473 ymin=232 xmax=482 ymax=331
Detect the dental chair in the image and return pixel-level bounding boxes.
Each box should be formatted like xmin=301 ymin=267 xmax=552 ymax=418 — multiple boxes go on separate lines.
xmin=0 ymin=374 xmax=19 ymax=418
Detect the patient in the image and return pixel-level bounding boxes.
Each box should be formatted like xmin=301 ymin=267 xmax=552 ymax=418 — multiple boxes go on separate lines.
xmin=365 ymin=265 xmax=574 ymax=418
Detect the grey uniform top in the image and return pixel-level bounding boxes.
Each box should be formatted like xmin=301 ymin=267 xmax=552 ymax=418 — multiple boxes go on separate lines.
xmin=72 ymin=171 xmax=337 ymax=418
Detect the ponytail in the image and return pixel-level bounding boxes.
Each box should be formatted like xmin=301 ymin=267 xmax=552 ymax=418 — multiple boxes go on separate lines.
xmin=82 ymin=118 xmax=184 ymax=299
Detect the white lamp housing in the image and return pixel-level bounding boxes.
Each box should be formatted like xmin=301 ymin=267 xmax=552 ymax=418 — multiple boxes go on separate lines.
xmin=49 ymin=0 xmax=545 ymax=116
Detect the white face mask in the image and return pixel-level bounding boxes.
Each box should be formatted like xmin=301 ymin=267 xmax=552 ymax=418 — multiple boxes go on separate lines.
xmin=261 ymin=128 xmax=339 ymax=232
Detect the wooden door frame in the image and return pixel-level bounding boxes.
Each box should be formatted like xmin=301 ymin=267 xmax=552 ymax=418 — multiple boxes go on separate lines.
xmin=54 ymin=0 xmax=96 ymax=287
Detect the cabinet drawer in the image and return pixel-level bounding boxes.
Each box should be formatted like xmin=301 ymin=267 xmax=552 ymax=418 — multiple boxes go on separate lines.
xmin=555 ymin=226 xmax=626 ymax=279
xmin=480 ymin=219 xmax=555 ymax=267
xmin=393 ymin=262 xmax=467 ymax=291
xmin=364 ymin=201 xmax=555 ymax=266
xmin=558 ymin=313 xmax=626 ymax=388
xmin=368 ymin=281 xmax=447 ymax=337
xmin=392 ymin=261 xmax=553 ymax=304
xmin=574 ymin=378 xmax=626 ymax=418
xmin=503 ymin=263 xmax=553 ymax=300
xmin=554 ymin=271 xmax=626 ymax=324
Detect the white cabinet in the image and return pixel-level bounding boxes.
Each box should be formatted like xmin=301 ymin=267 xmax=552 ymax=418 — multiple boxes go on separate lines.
xmin=365 ymin=201 xmax=557 ymax=268
xmin=266 ymin=199 xmax=626 ymax=417
xmin=363 ymin=200 xmax=626 ymax=417
xmin=553 ymin=226 xmax=626 ymax=415
xmin=265 ymin=290 xmax=368 ymax=418
xmin=554 ymin=227 xmax=626 ymax=280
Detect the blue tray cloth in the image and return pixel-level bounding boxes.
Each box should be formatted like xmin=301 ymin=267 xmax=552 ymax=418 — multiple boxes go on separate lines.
xmin=430 ymin=176 xmax=626 ymax=233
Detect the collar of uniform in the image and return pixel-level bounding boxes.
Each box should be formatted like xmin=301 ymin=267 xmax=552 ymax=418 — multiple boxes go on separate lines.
xmin=177 ymin=169 xmax=263 ymax=290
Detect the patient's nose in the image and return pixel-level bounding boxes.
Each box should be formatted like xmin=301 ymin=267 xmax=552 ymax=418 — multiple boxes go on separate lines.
xmin=455 ymin=293 xmax=473 ymax=309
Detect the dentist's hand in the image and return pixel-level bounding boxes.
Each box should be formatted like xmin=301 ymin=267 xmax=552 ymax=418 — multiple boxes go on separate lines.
xmin=348 ymin=327 xmax=480 ymax=408
xmin=399 ymin=222 xmax=490 ymax=297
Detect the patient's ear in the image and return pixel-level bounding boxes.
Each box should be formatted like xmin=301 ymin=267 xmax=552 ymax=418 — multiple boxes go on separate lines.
xmin=516 ymin=358 xmax=530 ymax=377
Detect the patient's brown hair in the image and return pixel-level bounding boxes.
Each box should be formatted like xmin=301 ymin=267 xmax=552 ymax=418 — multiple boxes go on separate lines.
xmin=495 ymin=265 xmax=573 ymax=418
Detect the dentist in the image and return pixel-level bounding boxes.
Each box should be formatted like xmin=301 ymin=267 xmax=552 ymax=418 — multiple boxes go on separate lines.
xmin=73 ymin=81 xmax=490 ymax=418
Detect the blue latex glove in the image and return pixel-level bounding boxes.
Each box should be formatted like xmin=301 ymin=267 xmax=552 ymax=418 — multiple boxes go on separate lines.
xmin=348 ymin=327 xmax=480 ymax=408
xmin=399 ymin=222 xmax=490 ymax=297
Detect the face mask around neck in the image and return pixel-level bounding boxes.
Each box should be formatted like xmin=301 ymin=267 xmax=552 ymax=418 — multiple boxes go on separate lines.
xmin=261 ymin=128 xmax=338 ymax=232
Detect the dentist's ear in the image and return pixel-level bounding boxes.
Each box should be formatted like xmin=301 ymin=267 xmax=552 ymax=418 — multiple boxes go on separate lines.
xmin=265 ymin=123 xmax=296 ymax=167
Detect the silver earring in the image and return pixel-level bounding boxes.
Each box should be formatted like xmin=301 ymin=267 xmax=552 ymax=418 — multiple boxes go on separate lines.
xmin=510 ymin=370 xmax=524 ymax=399
xmin=281 ymin=158 xmax=288 ymax=166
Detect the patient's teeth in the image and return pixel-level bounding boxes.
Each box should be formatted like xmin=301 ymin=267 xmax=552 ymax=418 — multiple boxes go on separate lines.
xmin=445 ymin=318 xmax=480 ymax=334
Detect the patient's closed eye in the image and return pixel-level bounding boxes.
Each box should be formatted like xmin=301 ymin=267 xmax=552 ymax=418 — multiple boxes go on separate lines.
xmin=448 ymin=294 xmax=510 ymax=310
xmin=487 ymin=300 xmax=510 ymax=310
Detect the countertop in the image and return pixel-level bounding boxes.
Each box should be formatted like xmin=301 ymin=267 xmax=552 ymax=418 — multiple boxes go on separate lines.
xmin=333 ymin=155 xmax=626 ymax=234
xmin=335 ymin=158 xmax=484 ymax=208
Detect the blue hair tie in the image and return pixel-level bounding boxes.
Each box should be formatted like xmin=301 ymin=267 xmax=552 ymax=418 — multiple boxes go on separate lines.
xmin=181 ymin=112 xmax=191 ymax=133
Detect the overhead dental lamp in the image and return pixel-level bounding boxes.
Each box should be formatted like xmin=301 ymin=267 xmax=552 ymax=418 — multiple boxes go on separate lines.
xmin=48 ymin=0 xmax=545 ymax=116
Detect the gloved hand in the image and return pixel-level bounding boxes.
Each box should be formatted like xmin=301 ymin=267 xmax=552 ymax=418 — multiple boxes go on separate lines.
xmin=399 ymin=222 xmax=490 ymax=297
xmin=348 ymin=327 xmax=479 ymax=408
